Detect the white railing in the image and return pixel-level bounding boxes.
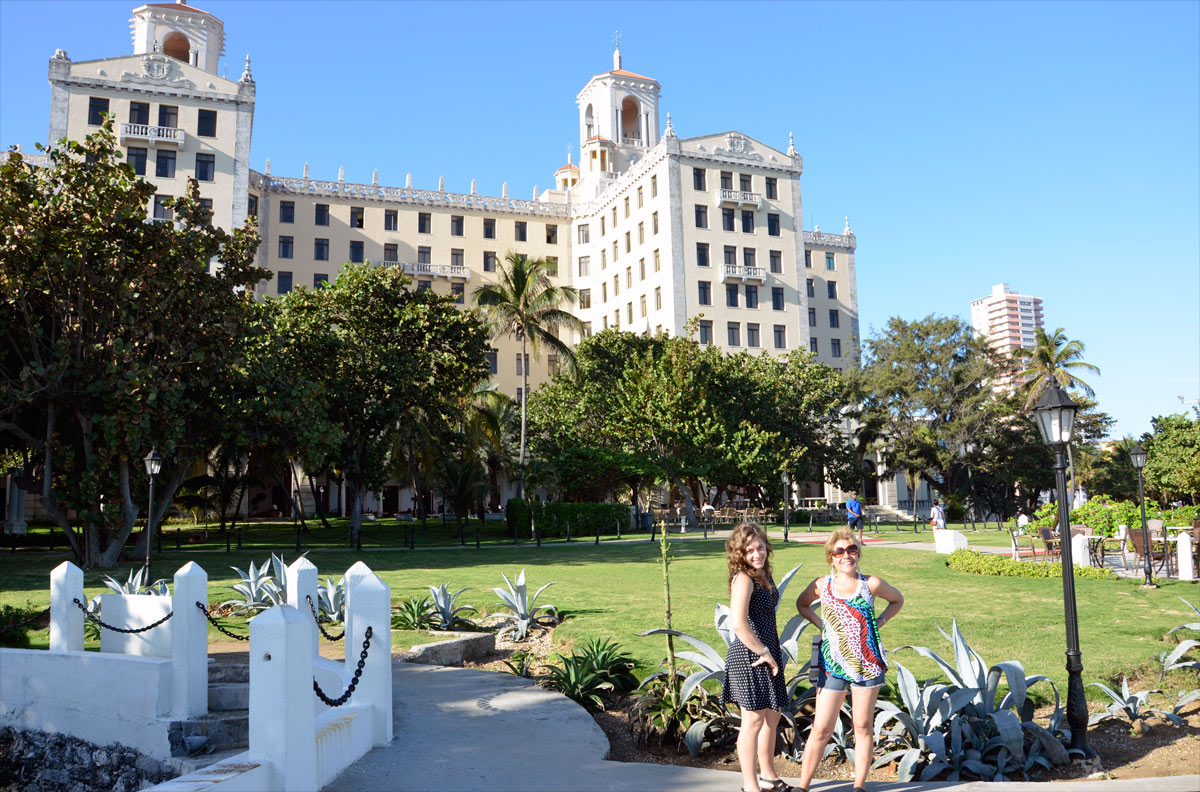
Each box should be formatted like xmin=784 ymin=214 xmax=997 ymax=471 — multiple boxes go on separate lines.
xmin=721 ymin=264 xmax=766 ymax=281
xmin=120 ymin=123 xmax=184 ymax=144
xmin=392 ymin=261 xmax=469 ymax=279
xmin=621 ymin=137 xmax=643 ymax=147
xmin=718 ymin=188 xmax=763 ymax=207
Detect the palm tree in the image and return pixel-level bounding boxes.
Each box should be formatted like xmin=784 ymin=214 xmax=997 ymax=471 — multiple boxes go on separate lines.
xmin=473 ymin=252 xmax=583 ymax=496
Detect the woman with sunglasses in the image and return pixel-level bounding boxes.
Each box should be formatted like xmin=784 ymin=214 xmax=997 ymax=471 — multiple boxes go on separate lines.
xmin=792 ymin=527 xmax=904 ymax=792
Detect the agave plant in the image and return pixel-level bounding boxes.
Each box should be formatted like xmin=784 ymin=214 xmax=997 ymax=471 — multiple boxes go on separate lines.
xmin=502 ymin=649 xmax=534 ymax=678
xmin=316 ymin=576 xmax=346 ymax=623
xmin=541 ymin=653 xmax=614 ymax=711
xmin=428 ymin=583 xmax=476 ymax=631
xmin=82 ymin=595 xmax=102 ymax=642
xmin=578 ymin=637 xmax=638 ymax=694
xmin=392 ymin=596 xmax=437 ymax=631
xmin=492 ymin=569 xmax=558 ymax=641
xmin=872 ymin=661 xmax=980 ymax=781
xmin=221 ymin=559 xmax=285 ymax=614
xmin=1087 ymin=677 xmax=1182 ymax=728
xmin=102 ymin=567 xmax=170 ymax=596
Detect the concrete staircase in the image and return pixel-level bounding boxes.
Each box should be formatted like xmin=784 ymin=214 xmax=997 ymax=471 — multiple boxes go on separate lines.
xmin=166 ymin=658 xmax=251 ymax=774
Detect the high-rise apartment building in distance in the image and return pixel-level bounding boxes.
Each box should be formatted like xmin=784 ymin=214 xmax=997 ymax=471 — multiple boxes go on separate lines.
xmin=970 ymin=283 xmax=1045 ymax=359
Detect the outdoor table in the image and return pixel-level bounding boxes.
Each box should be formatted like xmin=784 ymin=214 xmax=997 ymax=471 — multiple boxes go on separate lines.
xmin=1086 ymin=535 xmax=1106 ymax=567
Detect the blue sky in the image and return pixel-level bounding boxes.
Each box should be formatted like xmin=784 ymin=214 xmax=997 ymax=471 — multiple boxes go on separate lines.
xmin=2 ymin=0 xmax=1197 ymax=440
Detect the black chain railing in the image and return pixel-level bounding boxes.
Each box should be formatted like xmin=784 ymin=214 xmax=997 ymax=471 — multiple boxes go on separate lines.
xmin=313 ymin=626 xmax=372 ymax=707
xmin=305 ymin=595 xmax=345 ymax=641
xmin=195 ymin=601 xmax=250 ymax=641
xmin=72 ymin=598 xmax=173 ymax=634
xmin=0 ymin=607 xmax=50 ymax=632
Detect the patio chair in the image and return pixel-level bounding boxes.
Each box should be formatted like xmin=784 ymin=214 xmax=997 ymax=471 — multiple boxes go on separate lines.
xmin=1007 ymin=527 xmax=1038 ymax=561
xmin=1037 ymin=527 xmax=1061 ymax=562
xmin=1129 ymin=527 xmax=1170 ymax=577
xmin=1098 ymin=525 xmax=1130 ymax=570
xmin=1147 ymin=518 xmax=1165 ymax=537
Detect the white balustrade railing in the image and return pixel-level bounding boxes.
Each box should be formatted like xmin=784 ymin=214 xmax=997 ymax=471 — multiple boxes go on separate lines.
xmin=620 ymin=137 xmax=644 ymax=147
xmin=721 ymin=264 xmax=766 ymax=281
xmin=120 ymin=123 xmax=184 ymax=144
xmin=390 ymin=261 xmax=469 ymax=279
xmin=718 ymin=188 xmax=763 ymax=206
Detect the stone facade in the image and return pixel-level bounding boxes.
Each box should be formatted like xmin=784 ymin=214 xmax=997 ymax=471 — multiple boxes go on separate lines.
xmin=0 ymin=727 xmax=176 ymax=792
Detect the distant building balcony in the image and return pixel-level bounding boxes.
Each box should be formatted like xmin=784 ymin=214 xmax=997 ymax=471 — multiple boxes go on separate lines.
xmin=392 ymin=261 xmax=469 ymax=279
xmin=717 ymin=188 xmax=762 ymax=208
xmin=120 ymin=123 xmax=183 ymax=146
xmin=721 ymin=264 xmax=766 ymax=282
xmin=620 ymin=137 xmax=644 ymax=147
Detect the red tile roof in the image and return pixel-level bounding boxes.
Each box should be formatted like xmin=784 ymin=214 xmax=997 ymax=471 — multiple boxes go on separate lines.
xmin=595 ymin=69 xmax=656 ymax=81
xmin=556 ymin=163 xmax=580 ymax=172
xmin=585 ymin=136 xmax=612 ymax=143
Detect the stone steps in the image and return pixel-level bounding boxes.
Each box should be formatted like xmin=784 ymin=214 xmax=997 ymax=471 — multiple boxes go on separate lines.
xmin=166 ymin=657 xmax=250 ymax=758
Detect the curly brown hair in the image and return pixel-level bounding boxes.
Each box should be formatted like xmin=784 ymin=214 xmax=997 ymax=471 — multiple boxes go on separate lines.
xmin=726 ymin=522 xmax=775 ymax=594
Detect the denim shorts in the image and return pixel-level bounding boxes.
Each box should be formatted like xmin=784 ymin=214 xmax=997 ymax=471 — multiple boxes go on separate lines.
xmin=817 ymin=667 xmax=886 ymax=691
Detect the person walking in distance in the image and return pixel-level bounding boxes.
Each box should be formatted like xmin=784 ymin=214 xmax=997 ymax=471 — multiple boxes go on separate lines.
xmin=845 ymin=491 xmax=864 ymax=544
xmin=721 ymin=523 xmax=797 ymax=792
xmin=792 ymin=528 xmax=904 ymax=792
xmin=929 ymin=498 xmax=946 ymax=531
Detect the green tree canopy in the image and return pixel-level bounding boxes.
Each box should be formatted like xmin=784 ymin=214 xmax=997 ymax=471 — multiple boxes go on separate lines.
xmin=1143 ymin=411 xmax=1200 ymax=505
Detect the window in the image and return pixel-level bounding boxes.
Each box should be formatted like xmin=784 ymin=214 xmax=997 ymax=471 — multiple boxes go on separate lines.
xmin=747 ymin=323 xmax=760 ymax=348
xmin=765 ymin=177 xmax=778 ymax=200
xmin=807 ymin=279 xmax=815 ymax=298
xmin=808 ymin=307 xmax=817 ymax=327
xmin=278 ymin=200 xmax=294 ymax=223
xmin=515 ymin=221 xmax=527 ymax=241
xmin=198 ymin=198 xmax=212 ymax=219
xmin=486 ymin=351 xmax=498 ymax=375
xmin=247 ymin=195 xmax=258 ymax=218
xmin=87 ymin=97 xmax=109 ymax=125
xmin=445 ymin=214 xmax=461 ymax=236
xmin=157 ymin=105 xmax=178 ymax=128
xmin=547 ymin=256 xmax=558 ymax=276
xmin=741 ymin=211 xmax=755 ymax=233
xmin=600 ymin=217 xmax=606 ymax=235
xmin=277 ymin=271 xmax=292 ymax=294
xmin=627 ymin=303 xmax=633 ymax=324
xmin=697 ymin=243 xmax=710 ymax=267
xmin=126 ymin=147 xmax=147 ymax=175
xmin=582 ymin=322 xmax=593 ymax=338
xmin=625 ymin=267 xmax=632 ymax=288
xmin=349 ymin=241 xmax=364 ymax=263
xmin=613 ymin=310 xmax=619 ymax=329
xmin=720 ymin=171 xmax=733 ymax=191
xmin=740 ymin=174 xmax=752 ymax=193
xmin=451 ymin=282 xmax=464 ymax=304
xmin=516 ymin=353 xmax=530 ymax=376
xmin=195 ymin=153 xmax=215 ymax=181
xmin=651 ymin=174 xmax=658 ymax=197
xmin=578 ymin=256 xmax=590 ymax=276
xmin=698 ymin=281 xmax=711 ymax=306
xmin=745 ymin=285 xmax=759 ymax=309
xmin=728 ymin=322 xmax=741 ymax=346
xmin=612 ymin=241 xmax=618 ymax=261
xmin=829 ymin=309 xmax=840 ymax=328
xmin=805 ymin=250 xmax=812 ymax=268
xmin=314 ymin=273 xmax=329 ymax=289
xmin=578 ymin=224 xmax=589 ymax=243
xmin=772 ymin=287 xmax=785 ymax=311
xmin=418 ymin=213 xmax=431 ymax=233
xmin=548 ymin=354 xmax=561 ymax=377
xmin=153 ymin=195 xmax=172 ymax=220
xmin=613 ymin=274 xmax=619 ymax=296
xmin=315 ymin=238 xmax=330 ymax=261
xmin=831 ymin=338 xmax=842 ymax=358
xmin=579 ymin=288 xmax=591 ymax=309
xmin=767 ymin=214 xmax=780 ymax=236
xmin=655 ymin=286 xmax=662 ymax=310
xmin=315 ymin=204 xmax=329 ymax=226
xmin=418 ymin=247 xmax=432 ymax=265
xmin=637 ymin=186 xmax=643 ymax=208
xmin=623 ymin=197 xmax=630 ymax=218
xmin=451 ymin=249 xmax=464 ymax=268
xmin=722 ymin=208 xmax=735 ymax=231
xmin=128 ymin=101 xmax=149 ymax=126
xmin=743 ymin=248 xmax=756 ymax=269
xmin=546 ymin=224 xmax=558 ymax=244
xmin=653 ymin=249 xmax=660 ymax=271
xmin=810 ymin=338 xmax=818 ymax=354
xmin=197 ymin=109 xmax=217 ymax=137
xmin=385 ymin=210 xmax=398 ymax=231
xmin=638 ymin=222 xmax=644 ymax=244
xmin=417 ymin=280 xmax=432 ymax=292
xmin=693 ymin=168 xmax=706 ymax=190
xmin=652 ymin=211 xmax=659 ymax=234
xmin=155 ymin=150 xmax=176 ymax=178
xmin=774 ymin=325 xmax=786 ymax=349
xmin=639 ymin=258 xmax=645 ymax=280
xmin=695 ymin=205 xmax=708 ymax=228
xmin=483 ymin=251 xmax=496 ymax=272
xmin=826 ymin=252 xmax=836 ymax=271
xmin=601 ymin=249 xmax=607 ymax=268
xmin=624 ymin=231 xmax=631 ymax=253
xmin=827 ymin=282 xmax=838 ymax=299
xmin=726 ymin=283 xmax=739 ymax=308
xmin=602 ymin=283 xmax=608 ymax=302
xmin=483 ymin=218 xmax=496 ymax=239
xmin=612 ymin=207 xmax=618 ymax=227
xmin=639 ymin=294 xmax=647 ymax=318
xmin=699 ymin=320 xmax=713 ymax=345
xmin=769 ymin=250 xmax=782 ymax=273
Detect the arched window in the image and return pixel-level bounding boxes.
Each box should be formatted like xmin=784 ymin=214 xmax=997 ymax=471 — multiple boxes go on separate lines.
xmin=162 ymin=32 xmax=190 ymax=63
xmin=584 ymin=104 xmax=594 ymax=139
xmin=620 ymin=97 xmax=641 ymax=144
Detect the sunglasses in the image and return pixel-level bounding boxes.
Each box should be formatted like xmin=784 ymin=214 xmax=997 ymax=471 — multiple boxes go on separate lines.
xmin=831 ymin=544 xmax=860 ymax=558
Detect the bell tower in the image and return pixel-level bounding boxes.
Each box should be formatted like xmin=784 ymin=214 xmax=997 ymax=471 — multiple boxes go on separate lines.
xmin=576 ymin=35 xmax=660 ymax=177
xmin=131 ymin=1 xmax=225 ymax=74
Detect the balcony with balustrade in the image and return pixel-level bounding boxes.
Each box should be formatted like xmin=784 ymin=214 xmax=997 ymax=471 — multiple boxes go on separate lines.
xmin=620 ymin=137 xmax=644 ymax=147
xmin=717 ymin=188 xmax=763 ymax=209
xmin=721 ymin=264 xmax=766 ymax=282
xmin=389 ymin=261 xmax=470 ymax=280
xmin=120 ymin=123 xmax=183 ymax=147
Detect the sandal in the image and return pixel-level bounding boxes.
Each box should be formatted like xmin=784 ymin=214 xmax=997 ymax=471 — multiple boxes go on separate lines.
xmin=760 ymin=780 xmax=800 ymax=792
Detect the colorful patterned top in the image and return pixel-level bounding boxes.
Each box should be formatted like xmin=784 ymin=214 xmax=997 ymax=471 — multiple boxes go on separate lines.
xmin=819 ymin=572 xmax=887 ymax=683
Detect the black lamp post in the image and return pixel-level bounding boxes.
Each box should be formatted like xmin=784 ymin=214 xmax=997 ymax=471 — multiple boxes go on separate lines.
xmin=781 ymin=470 xmax=791 ymax=543
xmin=1033 ymin=382 xmax=1091 ymax=757
xmin=1128 ymin=442 xmax=1155 ymax=588
xmin=143 ymin=448 xmax=163 ymax=584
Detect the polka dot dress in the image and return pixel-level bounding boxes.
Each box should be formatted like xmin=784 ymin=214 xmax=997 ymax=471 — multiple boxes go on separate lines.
xmin=721 ymin=574 xmax=788 ymax=712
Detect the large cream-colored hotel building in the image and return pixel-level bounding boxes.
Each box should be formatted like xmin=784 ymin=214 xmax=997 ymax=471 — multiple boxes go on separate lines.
xmin=34 ymin=1 xmax=861 ymax=511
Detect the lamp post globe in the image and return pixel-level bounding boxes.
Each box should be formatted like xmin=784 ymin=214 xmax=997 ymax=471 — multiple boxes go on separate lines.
xmin=1128 ymin=442 xmax=1155 ymax=588
xmin=1033 ymin=382 xmax=1092 ymax=758
xmin=142 ymin=447 xmax=163 ymax=585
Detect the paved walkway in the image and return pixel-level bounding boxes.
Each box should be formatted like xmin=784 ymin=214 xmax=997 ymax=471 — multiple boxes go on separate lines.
xmin=324 ymin=662 xmax=1199 ymax=792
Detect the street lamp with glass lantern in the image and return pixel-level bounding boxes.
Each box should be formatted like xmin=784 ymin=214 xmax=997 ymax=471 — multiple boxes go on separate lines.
xmin=1033 ymin=382 xmax=1092 ymax=758
xmin=143 ymin=448 xmax=163 ymax=585
xmin=780 ymin=470 xmax=791 ymax=543
xmin=1128 ymin=442 xmax=1155 ymax=588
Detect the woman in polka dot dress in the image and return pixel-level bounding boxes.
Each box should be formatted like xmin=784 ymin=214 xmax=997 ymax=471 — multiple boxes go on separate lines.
xmin=721 ymin=523 xmax=796 ymax=792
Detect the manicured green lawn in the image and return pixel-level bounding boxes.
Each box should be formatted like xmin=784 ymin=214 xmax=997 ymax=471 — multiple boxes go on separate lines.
xmin=3 ymin=536 xmax=1196 ymax=705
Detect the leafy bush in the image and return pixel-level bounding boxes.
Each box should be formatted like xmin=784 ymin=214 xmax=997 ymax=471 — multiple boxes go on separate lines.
xmin=541 ymin=653 xmax=614 ymax=711
xmin=577 ymin=637 xmax=638 ymax=694
xmin=502 ymin=650 xmax=534 ymax=678
xmin=947 ymin=549 xmax=1117 ymax=580
xmin=392 ymin=596 xmax=437 ymax=630
xmin=529 ymin=501 xmax=633 ymax=539
xmin=1025 ymin=497 xmax=1199 ymax=538
xmin=505 ymin=497 xmax=531 ymax=539
xmin=428 ymin=583 xmax=476 ymax=631
xmin=492 ymin=569 xmax=558 ymax=641
xmin=0 ymin=602 xmax=45 ymax=649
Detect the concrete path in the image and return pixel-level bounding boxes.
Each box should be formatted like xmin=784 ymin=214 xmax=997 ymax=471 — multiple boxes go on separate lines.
xmin=324 ymin=661 xmax=1199 ymax=792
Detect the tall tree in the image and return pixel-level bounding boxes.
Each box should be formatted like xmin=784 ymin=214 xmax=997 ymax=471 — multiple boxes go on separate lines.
xmin=472 ymin=252 xmax=583 ymax=493
xmin=1143 ymin=411 xmax=1200 ymax=506
xmin=0 ymin=122 xmax=267 ymax=568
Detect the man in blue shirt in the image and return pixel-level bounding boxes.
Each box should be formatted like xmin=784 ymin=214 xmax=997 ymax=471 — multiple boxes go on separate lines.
xmin=845 ymin=491 xmax=864 ymax=543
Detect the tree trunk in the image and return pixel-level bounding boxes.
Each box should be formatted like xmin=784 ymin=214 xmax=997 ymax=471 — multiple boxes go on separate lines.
xmin=518 ymin=334 xmax=528 ymax=499
xmin=670 ymin=473 xmax=697 ymax=530
xmin=347 ymin=477 xmax=363 ymax=548
xmin=307 ymin=472 xmax=335 ymax=530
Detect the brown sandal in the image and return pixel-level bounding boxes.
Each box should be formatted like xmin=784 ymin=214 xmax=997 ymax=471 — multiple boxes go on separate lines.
xmin=761 ymin=780 xmax=799 ymax=792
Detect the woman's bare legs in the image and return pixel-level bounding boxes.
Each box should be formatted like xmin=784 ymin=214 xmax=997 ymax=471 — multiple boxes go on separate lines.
xmin=797 ymin=687 xmax=846 ymax=789
xmin=756 ymin=709 xmax=783 ymax=783
xmin=738 ymin=707 xmax=768 ymax=791
xmin=850 ymin=685 xmax=882 ymax=789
